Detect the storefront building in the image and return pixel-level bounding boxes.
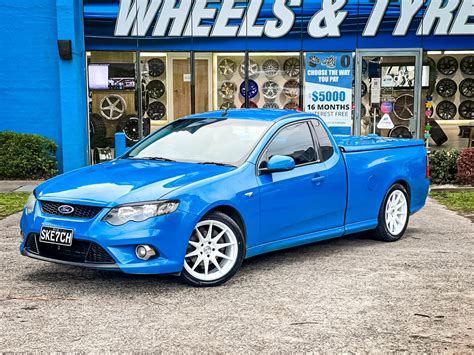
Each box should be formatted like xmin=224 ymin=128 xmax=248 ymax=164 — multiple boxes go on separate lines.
xmin=1 ymin=0 xmax=473 ymax=172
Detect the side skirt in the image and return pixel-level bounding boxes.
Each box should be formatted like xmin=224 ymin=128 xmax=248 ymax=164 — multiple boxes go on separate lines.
xmin=245 ymin=227 xmax=345 ymax=258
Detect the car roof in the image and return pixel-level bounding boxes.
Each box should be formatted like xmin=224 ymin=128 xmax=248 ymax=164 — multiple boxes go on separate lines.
xmin=183 ymin=109 xmax=311 ymax=122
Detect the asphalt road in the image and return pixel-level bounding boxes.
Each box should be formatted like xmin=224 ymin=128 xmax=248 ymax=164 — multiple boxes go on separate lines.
xmin=1 ymin=199 xmax=473 ymax=352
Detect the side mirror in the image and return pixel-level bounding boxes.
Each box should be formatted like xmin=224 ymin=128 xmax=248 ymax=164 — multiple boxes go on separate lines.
xmin=262 ymin=155 xmax=295 ymax=174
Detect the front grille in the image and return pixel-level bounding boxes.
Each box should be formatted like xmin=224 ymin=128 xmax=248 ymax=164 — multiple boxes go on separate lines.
xmin=25 ymin=233 xmax=114 ymax=264
xmin=41 ymin=201 xmax=103 ymax=219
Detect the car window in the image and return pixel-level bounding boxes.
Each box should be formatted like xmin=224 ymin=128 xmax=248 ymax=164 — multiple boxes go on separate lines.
xmin=125 ymin=118 xmax=271 ymax=166
xmin=311 ymin=120 xmax=334 ymax=161
xmin=262 ymin=122 xmax=317 ymax=167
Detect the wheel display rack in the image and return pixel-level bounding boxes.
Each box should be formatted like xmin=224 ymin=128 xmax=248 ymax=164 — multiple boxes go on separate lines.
xmin=216 ymin=54 xmax=300 ymax=110
xmin=145 ymin=57 xmax=167 ymax=121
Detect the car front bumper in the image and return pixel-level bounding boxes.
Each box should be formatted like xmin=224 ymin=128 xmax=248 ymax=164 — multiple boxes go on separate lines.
xmin=19 ymin=202 xmax=198 ymax=275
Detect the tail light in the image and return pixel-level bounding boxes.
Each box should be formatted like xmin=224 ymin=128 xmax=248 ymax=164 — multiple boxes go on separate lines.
xmin=425 ymin=155 xmax=430 ymax=179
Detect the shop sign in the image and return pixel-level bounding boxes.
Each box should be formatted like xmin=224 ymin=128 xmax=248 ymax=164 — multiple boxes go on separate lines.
xmin=370 ymin=78 xmax=381 ymax=105
xmin=377 ymin=114 xmax=394 ymax=130
xmin=380 ymin=102 xmax=393 ymax=114
xmin=304 ymin=52 xmax=352 ymax=127
xmin=113 ymin=0 xmax=473 ymax=38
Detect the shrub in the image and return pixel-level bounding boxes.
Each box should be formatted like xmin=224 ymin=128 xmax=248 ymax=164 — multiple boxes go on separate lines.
xmin=0 ymin=131 xmax=59 ymax=180
xmin=457 ymin=148 xmax=474 ymax=186
xmin=429 ymin=149 xmax=459 ymax=185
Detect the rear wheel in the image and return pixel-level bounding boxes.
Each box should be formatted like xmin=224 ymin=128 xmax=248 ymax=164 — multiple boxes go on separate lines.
xmin=370 ymin=184 xmax=409 ymax=242
xmin=181 ymin=211 xmax=245 ymax=287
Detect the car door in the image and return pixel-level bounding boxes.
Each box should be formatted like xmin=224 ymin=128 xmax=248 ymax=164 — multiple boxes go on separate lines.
xmin=309 ymin=119 xmax=347 ymax=229
xmin=256 ymin=121 xmax=329 ymax=244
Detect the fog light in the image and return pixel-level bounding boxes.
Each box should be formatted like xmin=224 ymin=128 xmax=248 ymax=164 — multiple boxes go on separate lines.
xmin=135 ymin=244 xmax=156 ymax=260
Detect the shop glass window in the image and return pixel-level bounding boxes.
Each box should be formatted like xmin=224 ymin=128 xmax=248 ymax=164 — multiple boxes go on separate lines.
xmin=140 ymin=52 xmax=191 ymax=135
xmin=262 ymin=122 xmax=317 ymax=167
xmin=249 ymin=52 xmax=301 ymax=110
xmin=87 ymin=51 xmax=138 ymax=164
xmin=424 ymin=51 xmax=474 ymax=150
xmin=214 ymin=53 xmax=246 ymax=110
xmin=358 ymin=55 xmax=417 ymax=138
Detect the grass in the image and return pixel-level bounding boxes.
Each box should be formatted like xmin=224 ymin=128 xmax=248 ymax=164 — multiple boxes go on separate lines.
xmin=0 ymin=193 xmax=29 ymax=219
xmin=429 ymin=191 xmax=474 ymax=214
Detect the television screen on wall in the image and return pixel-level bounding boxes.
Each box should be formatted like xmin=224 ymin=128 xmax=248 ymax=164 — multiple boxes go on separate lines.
xmin=88 ymin=63 xmax=136 ymax=90
xmin=380 ymin=65 xmax=430 ymax=88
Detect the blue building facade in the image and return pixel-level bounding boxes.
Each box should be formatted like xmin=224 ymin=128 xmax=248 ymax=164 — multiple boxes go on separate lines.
xmin=0 ymin=0 xmax=472 ymax=172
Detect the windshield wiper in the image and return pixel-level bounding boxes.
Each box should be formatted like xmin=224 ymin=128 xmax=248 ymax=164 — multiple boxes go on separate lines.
xmin=197 ymin=161 xmax=237 ymax=167
xmin=129 ymin=156 xmax=176 ymax=162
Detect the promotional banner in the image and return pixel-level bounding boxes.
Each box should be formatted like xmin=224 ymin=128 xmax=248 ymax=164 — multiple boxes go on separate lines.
xmin=304 ymin=52 xmax=353 ymax=127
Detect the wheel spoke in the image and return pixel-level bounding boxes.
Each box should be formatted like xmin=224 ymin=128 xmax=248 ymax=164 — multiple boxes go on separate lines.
xmin=211 ymin=229 xmax=227 ymax=243
xmin=192 ymin=254 xmax=203 ymax=271
xmin=206 ymin=222 xmax=213 ymax=240
xmin=185 ymin=249 xmax=200 ymax=258
xmin=189 ymin=240 xmax=200 ymax=248
xmin=210 ymin=255 xmax=222 ymax=273
xmin=203 ymin=258 xmax=209 ymax=275
xmin=216 ymin=241 xmax=236 ymax=249
xmin=215 ymin=250 xmax=231 ymax=260
xmin=195 ymin=227 xmax=205 ymax=243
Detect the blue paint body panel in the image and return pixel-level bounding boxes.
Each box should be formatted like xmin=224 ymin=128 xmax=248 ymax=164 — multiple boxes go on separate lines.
xmin=20 ymin=110 xmax=429 ymax=274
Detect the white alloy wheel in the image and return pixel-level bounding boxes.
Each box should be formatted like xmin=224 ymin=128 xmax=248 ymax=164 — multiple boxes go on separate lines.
xmin=384 ymin=190 xmax=408 ymax=236
xmin=184 ymin=220 xmax=238 ymax=282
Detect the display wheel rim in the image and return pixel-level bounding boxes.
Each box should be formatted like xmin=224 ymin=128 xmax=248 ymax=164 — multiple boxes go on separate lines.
xmin=147 ymin=101 xmax=166 ymax=120
xmin=460 ymin=55 xmax=474 ymax=75
xmin=393 ymin=94 xmax=415 ymax=120
xmin=219 ymin=81 xmax=236 ymax=99
xmin=218 ymin=58 xmax=236 ymax=77
xmin=436 ymin=100 xmax=457 ymax=120
xmin=99 ymin=94 xmax=126 ymax=120
xmin=458 ymin=100 xmax=473 ymax=120
xmin=437 ymin=56 xmax=458 ymax=75
xmin=459 ymin=78 xmax=473 ymax=98
xmin=262 ymin=81 xmax=280 ymax=100
xmin=262 ymin=59 xmax=280 ymax=78
xmin=283 ymin=58 xmax=300 ymax=78
xmin=147 ymin=58 xmax=165 ymax=77
xmin=436 ymin=78 xmax=457 ymax=98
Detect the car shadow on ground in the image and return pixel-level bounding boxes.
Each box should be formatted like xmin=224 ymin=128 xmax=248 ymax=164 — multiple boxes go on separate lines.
xmin=19 ymin=231 xmax=396 ymax=293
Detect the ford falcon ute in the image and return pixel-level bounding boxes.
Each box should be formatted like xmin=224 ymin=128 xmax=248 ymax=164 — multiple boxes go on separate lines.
xmin=20 ymin=109 xmax=430 ymax=286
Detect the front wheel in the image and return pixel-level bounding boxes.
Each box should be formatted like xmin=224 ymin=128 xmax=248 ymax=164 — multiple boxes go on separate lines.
xmin=181 ymin=211 xmax=245 ymax=287
xmin=370 ymin=184 xmax=410 ymax=242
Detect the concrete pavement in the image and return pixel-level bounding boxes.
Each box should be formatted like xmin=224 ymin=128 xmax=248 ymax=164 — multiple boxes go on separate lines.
xmin=0 ymin=199 xmax=472 ymax=352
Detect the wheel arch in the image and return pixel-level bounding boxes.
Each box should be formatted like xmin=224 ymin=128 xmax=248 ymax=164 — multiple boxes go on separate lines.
xmin=380 ymin=179 xmax=411 ymax=215
xmin=392 ymin=179 xmax=411 ymax=203
xmin=203 ymin=204 xmax=247 ymax=242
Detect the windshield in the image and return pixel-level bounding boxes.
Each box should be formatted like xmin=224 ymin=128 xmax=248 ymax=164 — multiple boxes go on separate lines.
xmin=125 ymin=118 xmax=272 ymax=166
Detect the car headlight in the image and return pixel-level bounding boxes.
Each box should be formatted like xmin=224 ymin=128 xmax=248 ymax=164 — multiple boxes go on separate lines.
xmin=24 ymin=193 xmax=37 ymax=214
xmin=103 ymin=200 xmax=179 ymax=226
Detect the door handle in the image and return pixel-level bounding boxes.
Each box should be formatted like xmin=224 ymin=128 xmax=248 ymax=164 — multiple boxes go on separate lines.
xmin=311 ymin=175 xmax=326 ymax=184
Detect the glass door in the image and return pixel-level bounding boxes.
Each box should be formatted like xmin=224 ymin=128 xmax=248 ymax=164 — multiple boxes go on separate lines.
xmin=354 ymin=49 xmax=423 ymax=139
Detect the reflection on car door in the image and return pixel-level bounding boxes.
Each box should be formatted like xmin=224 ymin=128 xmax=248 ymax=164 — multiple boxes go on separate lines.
xmin=256 ymin=122 xmax=329 ymax=244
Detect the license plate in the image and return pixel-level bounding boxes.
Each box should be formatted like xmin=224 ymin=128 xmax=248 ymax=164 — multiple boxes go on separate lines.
xmin=39 ymin=226 xmax=74 ymax=246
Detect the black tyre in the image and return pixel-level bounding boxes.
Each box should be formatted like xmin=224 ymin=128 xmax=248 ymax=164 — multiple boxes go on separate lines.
xmin=181 ymin=211 xmax=245 ymax=287
xmin=89 ymin=113 xmax=107 ymax=148
xmin=370 ymin=184 xmax=410 ymax=242
xmin=119 ymin=115 xmax=151 ymax=146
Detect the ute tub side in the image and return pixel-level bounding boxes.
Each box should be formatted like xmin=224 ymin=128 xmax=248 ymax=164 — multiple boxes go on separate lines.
xmin=337 ymin=136 xmax=429 ymax=233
